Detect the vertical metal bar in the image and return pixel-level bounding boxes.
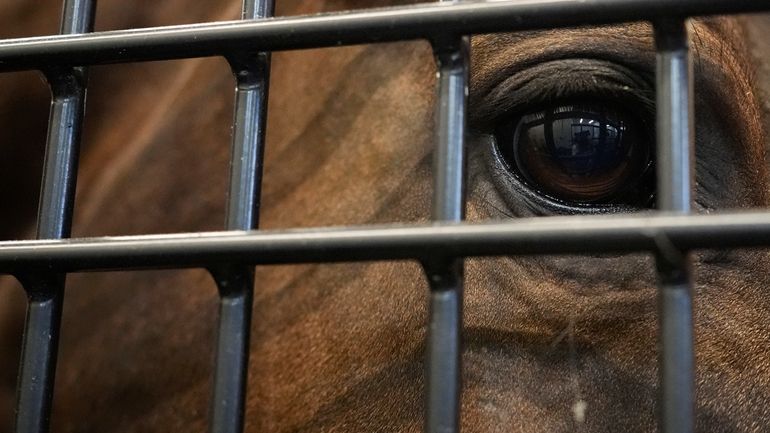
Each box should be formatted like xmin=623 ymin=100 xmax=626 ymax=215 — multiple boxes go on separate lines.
xmin=13 ymin=2 xmax=95 ymax=433
xmin=424 ymin=25 xmax=469 ymax=433
xmin=654 ymin=18 xmax=694 ymax=433
xmin=208 ymin=1 xmax=272 ymax=433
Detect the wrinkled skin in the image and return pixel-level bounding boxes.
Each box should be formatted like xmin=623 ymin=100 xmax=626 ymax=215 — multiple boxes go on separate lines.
xmin=0 ymin=1 xmax=769 ymax=432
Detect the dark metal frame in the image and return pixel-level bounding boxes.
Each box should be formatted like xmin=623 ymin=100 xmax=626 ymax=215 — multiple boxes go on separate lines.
xmin=3 ymin=1 xmax=769 ymax=433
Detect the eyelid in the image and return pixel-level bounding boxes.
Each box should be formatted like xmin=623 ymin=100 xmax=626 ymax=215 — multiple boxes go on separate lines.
xmin=469 ymin=58 xmax=655 ymax=130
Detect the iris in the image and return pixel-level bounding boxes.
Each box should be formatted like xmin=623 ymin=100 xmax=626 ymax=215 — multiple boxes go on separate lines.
xmin=495 ymin=104 xmax=654 ymax=206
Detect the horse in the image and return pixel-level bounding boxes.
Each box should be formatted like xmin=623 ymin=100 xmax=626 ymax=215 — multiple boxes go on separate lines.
xmin=0 ymin=1 xmax=769 ymax=432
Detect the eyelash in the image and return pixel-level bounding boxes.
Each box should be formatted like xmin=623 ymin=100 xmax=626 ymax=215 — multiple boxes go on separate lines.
xmin=471 ymin=58 xmax=656 ymax=128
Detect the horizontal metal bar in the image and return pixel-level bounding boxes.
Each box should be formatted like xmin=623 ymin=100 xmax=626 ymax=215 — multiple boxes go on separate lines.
xmin=0 ymin=0 xmax=767 ymax=72
xmin=0 ymin=212 xmax=769 ymax=272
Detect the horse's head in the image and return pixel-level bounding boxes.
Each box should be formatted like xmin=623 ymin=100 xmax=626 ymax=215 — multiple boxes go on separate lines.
xmin=0 ymin=1 xmax=769 ymax=432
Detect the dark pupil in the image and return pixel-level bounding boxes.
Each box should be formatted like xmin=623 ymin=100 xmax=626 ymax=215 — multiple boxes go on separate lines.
xmin=498 ymin=104 xmax=651 ymax=204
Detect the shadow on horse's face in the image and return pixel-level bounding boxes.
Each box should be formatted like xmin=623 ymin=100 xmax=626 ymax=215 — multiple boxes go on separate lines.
xmin=0 ymin=1 xmax=769 ymax=432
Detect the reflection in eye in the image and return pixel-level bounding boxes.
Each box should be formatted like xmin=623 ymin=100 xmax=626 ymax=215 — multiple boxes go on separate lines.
xmin=495 ymin=104 xmax=655 ymax=207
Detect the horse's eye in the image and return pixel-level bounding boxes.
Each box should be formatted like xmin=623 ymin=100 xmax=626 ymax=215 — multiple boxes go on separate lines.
xmin=494 ymin=103 xmax=655 ymax=207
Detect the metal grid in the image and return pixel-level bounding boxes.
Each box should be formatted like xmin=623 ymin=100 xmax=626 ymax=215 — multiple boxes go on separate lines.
xmin=3 ymin=1 xmax=769 ymax=433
